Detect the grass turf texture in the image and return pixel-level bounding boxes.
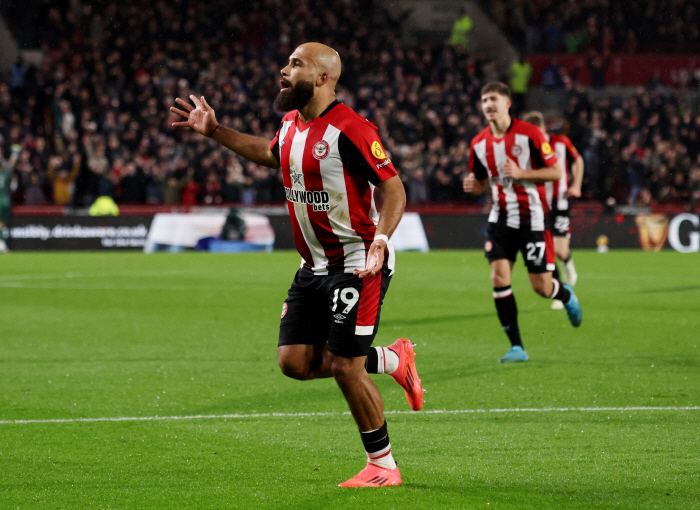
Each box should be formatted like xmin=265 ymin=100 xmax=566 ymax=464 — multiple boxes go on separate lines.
xmin=0 ymin=250 xmax=698 ymax=509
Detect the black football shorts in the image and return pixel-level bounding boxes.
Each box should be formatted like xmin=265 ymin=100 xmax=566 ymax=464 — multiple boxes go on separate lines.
xmin=279 ymin=267 xmax=391 ymax=358
xmin=484 ymin=222 xmax=556 ymax=274
xmin=549 ymin=206 xmax=571 ymax=238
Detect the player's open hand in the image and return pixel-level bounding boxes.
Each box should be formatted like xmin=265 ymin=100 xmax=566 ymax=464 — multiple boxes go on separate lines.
xmin=170 ymin=95 xmax=219 ymax=137
xmin=463 ymin=173 xmax=476 ymax=193
xmin=503 ymin=157 xmax=524 ymax=180
xmin=354 ymin=239 xmax=386 ymax=279
xmin=566 ymin=186 xmax=581 ymax=198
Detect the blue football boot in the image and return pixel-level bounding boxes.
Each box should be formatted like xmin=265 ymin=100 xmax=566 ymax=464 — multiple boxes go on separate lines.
xmin=563 ymin=284 xmax=582 ymax=327
xmin=498 ymin=345 xmax=529 ymax=363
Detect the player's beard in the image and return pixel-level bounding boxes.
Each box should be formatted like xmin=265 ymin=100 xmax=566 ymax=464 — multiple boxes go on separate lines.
xmin=273 ymin=80 xmax=315 ymax=113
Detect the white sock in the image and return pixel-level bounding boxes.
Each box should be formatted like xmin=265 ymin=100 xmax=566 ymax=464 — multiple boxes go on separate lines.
xmin=367 ymin=445 xmax=397 ymax=470
xmin=382 ymin=347 xmax=399 ymax=374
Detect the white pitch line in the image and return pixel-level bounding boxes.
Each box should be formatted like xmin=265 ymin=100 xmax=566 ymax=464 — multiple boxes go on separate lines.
xmin=1 ymin=406 xmax=698 ymax=425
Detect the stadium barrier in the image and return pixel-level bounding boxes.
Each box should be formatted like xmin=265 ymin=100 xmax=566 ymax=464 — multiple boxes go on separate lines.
xmin=6 ymin=205 xmax=699 ymax=253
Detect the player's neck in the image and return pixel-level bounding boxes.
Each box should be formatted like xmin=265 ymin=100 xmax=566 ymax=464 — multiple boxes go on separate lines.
xmin=298 ymin=94 xmax=336 ymax=123
xmin=489 ymin=114 xmax=511 ymax=138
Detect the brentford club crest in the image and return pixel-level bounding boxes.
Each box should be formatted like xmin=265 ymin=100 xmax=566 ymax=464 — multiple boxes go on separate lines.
xmin=511 ymin=145 xmax=522 ymax=157
xmin=281 ymin=302 xmax=288 ymax=318
xmin=312 ymin=140 xmax=330 ymax=160
xmin=485 ymin=241 xmax=493 ymax=252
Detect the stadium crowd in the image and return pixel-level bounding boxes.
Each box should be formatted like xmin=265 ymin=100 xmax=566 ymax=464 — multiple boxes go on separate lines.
xmin=0 ymin=0 xmax=698 ymax=210
xmin=490 ymin=0 xmax=700 ymax=54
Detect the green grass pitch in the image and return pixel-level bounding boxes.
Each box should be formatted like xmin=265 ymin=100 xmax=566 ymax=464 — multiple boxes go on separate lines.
xmin=1 ymin=250 xmax=698 ymax=509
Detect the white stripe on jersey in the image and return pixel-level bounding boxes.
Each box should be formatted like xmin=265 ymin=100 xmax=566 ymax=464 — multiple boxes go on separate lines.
xmin=278 ymin=120 xmax=293 ymax=162
xmin=318 ymin=125 xmax=366 ymax=273
xmin=289 ymin=128 xmax=329 ymax=274
xmin=554 ymin=141 xmax=569 ymax=210
xmin=493 ymin=140 xmax=521 ymax=229
xmin=474 ymin=139 xmax=501 ymax=222
xmin=514 ymin=134 xmax=545 ymax=231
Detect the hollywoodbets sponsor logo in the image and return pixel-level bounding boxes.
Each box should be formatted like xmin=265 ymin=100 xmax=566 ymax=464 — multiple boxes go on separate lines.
xmin=285 ymin=187 xmax=331 ymax=212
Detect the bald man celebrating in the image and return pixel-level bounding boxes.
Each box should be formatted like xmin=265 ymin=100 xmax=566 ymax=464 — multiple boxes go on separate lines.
xmin=171 ymin=43 xmax=422 ymax=487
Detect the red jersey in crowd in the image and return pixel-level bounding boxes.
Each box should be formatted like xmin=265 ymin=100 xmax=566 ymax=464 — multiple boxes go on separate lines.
xmin=270 ymin=101 xmax=398 ymax=275
xmin=546 ymin=133 xmax=580 ymax=212
xmin=470 ymin=118 xmax=558 ymax=231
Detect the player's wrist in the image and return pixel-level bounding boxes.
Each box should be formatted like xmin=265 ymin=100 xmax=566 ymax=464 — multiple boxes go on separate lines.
xmin=207 ymin=123 xmax=220 ymax=138
xmin=374 ymin=234 xmax=389 ymax=245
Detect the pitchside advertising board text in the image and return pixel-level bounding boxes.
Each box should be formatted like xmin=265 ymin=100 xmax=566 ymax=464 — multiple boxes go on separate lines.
xmin=5 ymin=213 xmax=700 ymax=253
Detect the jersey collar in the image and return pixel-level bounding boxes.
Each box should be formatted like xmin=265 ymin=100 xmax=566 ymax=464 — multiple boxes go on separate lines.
xmin=319 ymin=100 xmax=340 ymax=117
xmin=489 ymin=117 xmax=514 ymax=140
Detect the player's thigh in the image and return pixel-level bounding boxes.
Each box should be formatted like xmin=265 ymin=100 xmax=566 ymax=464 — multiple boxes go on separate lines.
xmin=485 ymin=223 xmax=518 ymax=266
xmin=325 ymin=270 xmax=392 ymax=359
xmin=518 ymin=229 xmax=555 ymax=275
xmin=278 ymin=270 xmax=331 ymax=351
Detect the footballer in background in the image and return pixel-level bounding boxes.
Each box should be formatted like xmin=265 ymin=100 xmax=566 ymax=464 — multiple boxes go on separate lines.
xmin=463 ymin=82 xmax=582 ymax=363
xmin=523 ymin=111 xmax=584 ymax=310
xmin=0 ymin=140 xmax=20 ymax=253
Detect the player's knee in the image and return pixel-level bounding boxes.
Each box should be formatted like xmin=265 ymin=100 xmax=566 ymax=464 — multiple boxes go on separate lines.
xmin=491 ymin=273 xmax=510 ymax=288
xmin=278 ymin=356 xmax=310 ymax=381
xmin=329 ymin=356 xmax=354 ymax=382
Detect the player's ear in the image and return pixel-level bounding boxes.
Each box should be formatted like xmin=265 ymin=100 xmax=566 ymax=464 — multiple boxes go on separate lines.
xmin=317 ymin=72 xmax=328 ymax=87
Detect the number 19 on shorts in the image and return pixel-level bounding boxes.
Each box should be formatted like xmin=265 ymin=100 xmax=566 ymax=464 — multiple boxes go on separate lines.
xmin=332 ymin=287 xmax=360 ymax=314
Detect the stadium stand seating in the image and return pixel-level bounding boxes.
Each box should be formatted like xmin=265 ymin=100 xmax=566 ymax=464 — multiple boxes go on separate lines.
xmin=0 ymin=0 xmax=698 ymax=210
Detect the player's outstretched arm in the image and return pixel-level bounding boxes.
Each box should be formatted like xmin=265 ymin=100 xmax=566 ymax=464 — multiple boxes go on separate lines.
xmin=463 ymin=173 xmax=488 ymax=195
xmin=171 ymin=95 xmax=280 ymax=169
xmin=354 ymin=175 xmax=406 ymax=279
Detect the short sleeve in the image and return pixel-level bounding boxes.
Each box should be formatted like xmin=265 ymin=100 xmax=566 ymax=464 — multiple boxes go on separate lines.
xmin=269 ymin=123 xmax=282 ymax=165
xmin=337 ymin=122 xmax=397 ymax=185
xmin=528 ymin=128 xmax=558 ymax=169
xmin=469 ymin=142 xmax=488 ymax=180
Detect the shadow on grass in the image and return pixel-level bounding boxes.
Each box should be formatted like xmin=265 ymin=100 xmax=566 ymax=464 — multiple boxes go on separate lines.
xmin=640 ymin=285 xmax=700 ymax=294
xmin=382 ymin=311 xmax=530 ymax=328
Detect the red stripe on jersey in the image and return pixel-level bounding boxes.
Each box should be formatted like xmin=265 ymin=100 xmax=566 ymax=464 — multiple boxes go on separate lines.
xmin=301 ymin=124 xmax=346 ymax=268
xmin=281 ymin=125 xmax=316 ymax=266
xmin=513 ymin=184 xmax=531 ymax=223
xmin=496 ymin=183 xmax=507 ymax=216
xmin=544 ymin=229 xmax=556 ymax=268
xmin=356 ymin=272 xmax=382 ymax=328
xmin=538 ymin=183 xmax=550 ymax=214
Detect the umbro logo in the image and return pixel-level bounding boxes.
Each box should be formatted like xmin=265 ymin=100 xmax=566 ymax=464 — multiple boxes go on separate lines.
xmin=333 ymin=313 xmax=346 ymax=324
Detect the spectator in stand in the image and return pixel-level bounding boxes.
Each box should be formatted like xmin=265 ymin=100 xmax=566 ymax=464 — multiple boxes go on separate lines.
xmin=0 ymin=0 xmax=697 ymax=211
xmin=509 ymin=55 xmax=532 ymax=114
xmin=449 ymin=9 xmax=473 ymax=49
xmin=46 ymin=154 xmax=81 ymax=205
xmin=23 ymin=172 xmax=46 ymax=205
xmin=625 ymin=144 xmax=650 ymax=206
xmin=180 ymin=168 xmax=200 ymax=206
xmin=491 ymin=0 xmax=700 ymax=54
xmin=542 ymin=59 xmax=566 ymax=89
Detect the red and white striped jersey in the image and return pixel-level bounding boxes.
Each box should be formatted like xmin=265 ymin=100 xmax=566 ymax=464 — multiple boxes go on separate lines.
xmin=270 ymin=101 xmax=398 ymax=275
xmin=546 ymin=134 xmax=580 ymax=211
xmin=470 ymin=118 xmax=558 ymax=231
